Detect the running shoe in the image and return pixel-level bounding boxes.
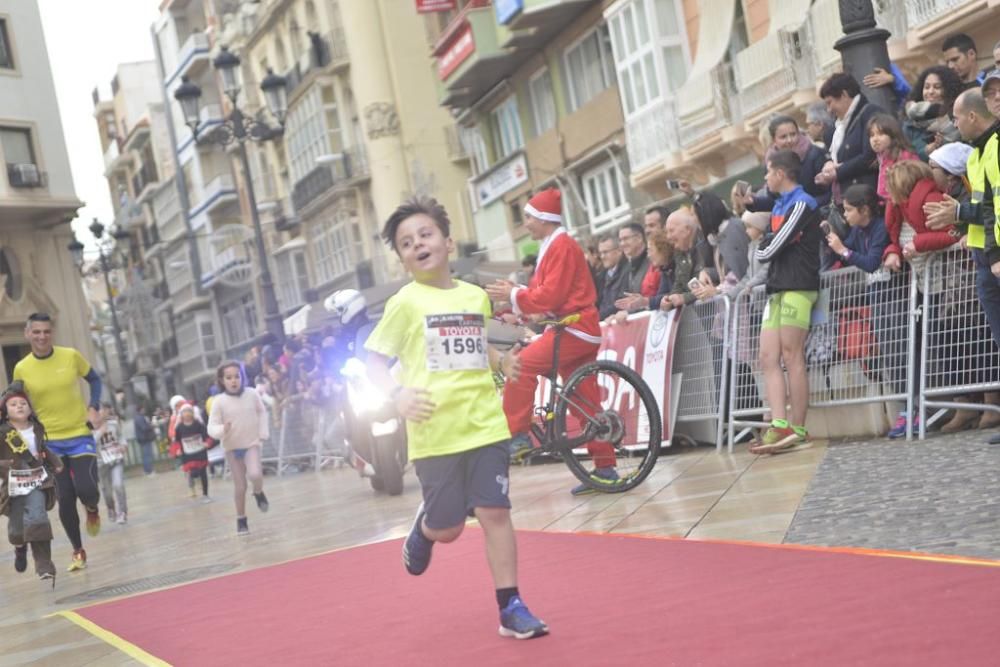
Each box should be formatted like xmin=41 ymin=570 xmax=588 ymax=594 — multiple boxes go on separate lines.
xmin=570 ymin=466 xmax=620 ymax=496
xmin=498 ymin=596 xmax=549 ymax=639
xmin=254 ymin=491 xmax=269 ymax=513
xmin=39 ymin=571 xmax=56 ymax=589
xmin=237 ymin=517 xmax=249 ymax=535
xmin=14 ymin=545 xmax=27 ymax=573
xmin=750 ymin=427 xmax=798 ymax=454
xmin=200 ymin=496 xmax=213 ymax=504
xmin=508 ymin=433 xmax=535 ymax=463
xmin=887 ymin=412 xmax=918 ymax=439
xmin=67 ymin=549 xmax=87 ymax=572
xmin=402 ymin=502 xmax=433 ymax=576
xmin=85 ymin=507 xmax=101 ymax=537
xmin=116 ymin=512 xmax=127 ymax=525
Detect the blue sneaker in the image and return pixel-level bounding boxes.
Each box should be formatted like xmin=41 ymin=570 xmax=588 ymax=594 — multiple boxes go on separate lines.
xmin=570 ymin=466 xmax=620 ymax=496
xmin=402 ymin=502 xmax=433 ymax=576
xmin=887 ymin=412 xmax=918 ymax=439
xmin=499 ymin=596 xmax=549 ymax=639
xmin=508 ymin=433 xmax=535 ymax=463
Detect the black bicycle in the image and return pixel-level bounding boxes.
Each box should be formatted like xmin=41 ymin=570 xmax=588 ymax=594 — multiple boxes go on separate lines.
xmin=495 ymin=314 xmax=662 ymax=493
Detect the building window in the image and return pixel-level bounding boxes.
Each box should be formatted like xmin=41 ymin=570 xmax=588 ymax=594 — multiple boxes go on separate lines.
xmin=0 ymin=19 xmax=13 ymax=69
xmin=580 ymin=159 xmax=629 ymax=232
xmin=490 ymin=96 xmax=524 ymax=161
xmin=564 ymin=25 xmax=615 ymax=112
xmin=220 ymin=293 xmax=257 ymax=348
xmin=460 ymin=125 xmax=489 ymax=176
xmin=285 ymin=85 xmax=340 ymax=186
xmin=311 ymin=210 xmax=360 ymax=285
xmin=528 ymin=69 xmax=556 ymax=136
xmin=276 ymin=248 xmax=309 ymax=311
xmin=0 ymin=127 xmax=34 ymax=166
xmin=606 ymin=0 xmax=688 ymax=116
xmin=198 ymin=317 xmax=218 ymax=353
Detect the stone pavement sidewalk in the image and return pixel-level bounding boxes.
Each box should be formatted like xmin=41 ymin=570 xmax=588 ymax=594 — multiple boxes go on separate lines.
xmin=784 ymin=431 xmax=1000 ymax=560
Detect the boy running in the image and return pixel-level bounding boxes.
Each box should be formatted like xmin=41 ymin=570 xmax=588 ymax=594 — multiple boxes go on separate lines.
xmin=365 ymin=196 xmax=549 ymax=640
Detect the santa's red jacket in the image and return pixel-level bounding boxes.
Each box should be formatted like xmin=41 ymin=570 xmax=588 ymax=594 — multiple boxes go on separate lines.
xmin=511 ymin=228 xmax=601 ymax=344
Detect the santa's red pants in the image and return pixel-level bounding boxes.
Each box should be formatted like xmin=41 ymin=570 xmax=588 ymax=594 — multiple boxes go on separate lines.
xmin=502 ymin=328 xmax=616 ymax=469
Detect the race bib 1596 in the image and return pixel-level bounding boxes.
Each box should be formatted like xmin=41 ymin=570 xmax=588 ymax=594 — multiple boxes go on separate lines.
xmin=8 ymin=467 xmax=47 ymax=497
xmin=424 ymin=313 xmax=488 ymax=372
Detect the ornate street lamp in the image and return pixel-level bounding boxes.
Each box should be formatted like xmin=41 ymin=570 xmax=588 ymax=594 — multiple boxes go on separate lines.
xmin=173 ymin=45 xmax=288 ymax=341
xmin=69 ymin=219 xmax=136 ymax=414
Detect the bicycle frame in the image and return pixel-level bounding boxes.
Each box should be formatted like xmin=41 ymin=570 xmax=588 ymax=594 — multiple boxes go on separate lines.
xmin=527 ymin=326 xmax=600 ymax=452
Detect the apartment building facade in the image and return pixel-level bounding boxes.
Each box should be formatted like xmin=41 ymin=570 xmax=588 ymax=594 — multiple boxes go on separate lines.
xmin=430 ymin=0 xmax=648 ymax=258
xmin=0 ymin=0 xmax=87 ymax=384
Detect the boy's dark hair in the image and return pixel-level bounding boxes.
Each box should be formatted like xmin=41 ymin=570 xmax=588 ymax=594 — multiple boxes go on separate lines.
xmin=645 ymin=206 xmax=672 ymax=224
xmin=382 ymin=195 xmax=451 ymax=252
xmin=767 ymin=150 xmax=802 ymax=184
xmin=768 ymin=114 xmax=799 ymax=139
xmin=819 ymin=72 xmax=860 ymax=100
xmin=942 ymin=33 xmax=976 ymax=55
xmin=620 ymin=222 xmax=646 ymax=240
xmin=26 ymin=312 xmax=52 ymax=325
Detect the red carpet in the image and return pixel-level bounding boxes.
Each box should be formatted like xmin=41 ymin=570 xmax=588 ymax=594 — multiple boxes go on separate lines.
xmin=72 ymin=530 xmax=1000 ymax=666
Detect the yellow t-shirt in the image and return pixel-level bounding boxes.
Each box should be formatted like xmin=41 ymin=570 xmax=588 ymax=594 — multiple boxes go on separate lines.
xmin=13 ymin=346 xmax=93 ymax=440
xmin=365 ymin=280 xmax=510 ymax=460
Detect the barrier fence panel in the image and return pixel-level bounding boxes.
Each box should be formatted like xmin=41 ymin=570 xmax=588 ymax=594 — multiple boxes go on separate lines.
xmin=276 ymin=396 xmax=324 ymax=474
xmin=918 ymin=248 xmax=1000 ymax=438
xmin=727 ymin=266 xmax=918 ymax=449
xmin=728 ymin=285 xmax=769 ymax=450
xmin=259 ymin=408 xmax=281 ymax=471
xmin=673 ymin=295 xmax=731 ymax=451
xmin=805 ymin=266 xmax=916 ymax=420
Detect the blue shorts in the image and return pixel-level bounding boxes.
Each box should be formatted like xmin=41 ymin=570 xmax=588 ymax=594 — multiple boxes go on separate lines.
xmin=47 ymin=435 xmax=97 ymax=458
xmin=414 ymin=441 xmax=512 ymax=530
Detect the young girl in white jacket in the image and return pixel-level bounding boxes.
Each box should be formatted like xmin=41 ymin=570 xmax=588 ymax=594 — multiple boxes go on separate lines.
xmin=207 ymin=362 xmax=270 ymax=535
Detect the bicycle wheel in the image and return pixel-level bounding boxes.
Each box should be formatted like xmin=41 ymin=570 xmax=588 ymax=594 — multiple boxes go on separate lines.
xmin=554 ymin=360 xmax=662 ymax=493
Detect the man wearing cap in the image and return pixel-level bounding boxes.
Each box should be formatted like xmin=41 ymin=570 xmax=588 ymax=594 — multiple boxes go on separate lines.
xmin=486 ymin=189 xmax=618 ymax=494
xmin=12 ymin=313 xmax=104 ymax=570
xmin=926 ymin=81 xmax=1000 ymax=443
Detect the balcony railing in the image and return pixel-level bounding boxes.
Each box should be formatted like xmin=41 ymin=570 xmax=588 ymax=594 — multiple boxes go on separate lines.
xmin=285 ymin=30 xmax=349 ymax=100
xmin=905 ymin=0 xmax=965 ymax=27
xmin=291 ymin=145 xmax=370 ymax=213
xmin=734 ymin=27 xmax=814 ymax=118
xmin=677 ymin=63 xmax=741 ymax=149
xmin=115 ymin=198 xmax=145 ymax=229
xmin=624 ymin=98 xmax=679 ymax=173
xmin=167 ymin=31 xmax=211 ymax=85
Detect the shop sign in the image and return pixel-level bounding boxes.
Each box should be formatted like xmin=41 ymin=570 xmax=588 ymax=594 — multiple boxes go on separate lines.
xmin=474 ymin=153 xmax=528 ymax=206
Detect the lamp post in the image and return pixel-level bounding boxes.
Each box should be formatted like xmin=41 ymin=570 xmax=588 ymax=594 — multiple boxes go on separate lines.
xmin=68 ymin=218 xmax=136 ymax=415
xmin=835 ymin=0 xmax=895 ymax=113
xmin=174 ymin=46 xmax=288 ymax=342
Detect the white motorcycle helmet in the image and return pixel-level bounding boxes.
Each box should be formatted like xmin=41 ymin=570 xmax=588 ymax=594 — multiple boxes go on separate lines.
xmin=324 ymin=289 xmax=366 ymax=325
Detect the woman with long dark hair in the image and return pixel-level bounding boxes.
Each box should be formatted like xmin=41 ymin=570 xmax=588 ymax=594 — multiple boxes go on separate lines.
xmin=903 ymin=65 xmax=964 ymax=160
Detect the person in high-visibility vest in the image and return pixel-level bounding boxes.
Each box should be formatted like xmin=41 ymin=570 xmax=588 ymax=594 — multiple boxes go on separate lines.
xmin=926 ymin=78 xmax=1000 ymax=443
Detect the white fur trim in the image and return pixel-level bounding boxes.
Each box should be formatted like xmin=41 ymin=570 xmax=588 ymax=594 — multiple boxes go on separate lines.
xmin=524 ymin=202 xmax=562 ymax=223
xmin=566 ymin=328 xmax=602 ymax=345
xmin=510 ymin=286 xmax=524 ymax=315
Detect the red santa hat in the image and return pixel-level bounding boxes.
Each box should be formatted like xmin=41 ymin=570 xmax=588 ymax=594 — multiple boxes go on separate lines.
xmin=524 ymin=189 xmax=562 ymax=224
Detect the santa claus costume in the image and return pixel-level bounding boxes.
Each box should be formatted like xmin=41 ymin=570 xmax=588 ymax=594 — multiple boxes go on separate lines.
xmin=502 ymin=189 xmax=616 ymax=486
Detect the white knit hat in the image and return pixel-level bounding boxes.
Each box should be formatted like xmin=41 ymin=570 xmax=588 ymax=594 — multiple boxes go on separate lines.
xmin=929 ymin=142 xmax=973 ymax=176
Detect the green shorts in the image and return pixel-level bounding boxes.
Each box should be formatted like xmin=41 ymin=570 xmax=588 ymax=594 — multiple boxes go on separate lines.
xmin=761 ymin=290 xmax=818 ymax=331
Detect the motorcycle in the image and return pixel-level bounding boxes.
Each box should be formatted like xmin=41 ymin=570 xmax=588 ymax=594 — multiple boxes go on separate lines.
xmin=339 ymin=357 xmax=408 ymax=495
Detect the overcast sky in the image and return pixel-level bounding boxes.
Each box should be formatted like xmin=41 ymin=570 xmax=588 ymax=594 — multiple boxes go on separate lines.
xmin=37 ymin=0 xmax=161 ymax=249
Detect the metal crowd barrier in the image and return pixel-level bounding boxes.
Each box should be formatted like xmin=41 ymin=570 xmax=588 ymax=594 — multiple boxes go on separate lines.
xmin=673 ymin=295 xmax=731 ymax=451
xmin=918 ymin=247 xmax=1000 ymax=437
xmin=727 ymin=265 xmax=919 ymax=449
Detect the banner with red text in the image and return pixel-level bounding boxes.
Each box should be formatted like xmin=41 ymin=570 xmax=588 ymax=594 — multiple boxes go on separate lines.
xmin=416 ymin=0 xmax=457 ymax=13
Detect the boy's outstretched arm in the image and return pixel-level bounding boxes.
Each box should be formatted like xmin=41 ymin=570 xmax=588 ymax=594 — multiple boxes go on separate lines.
xmin=367 ymin=351 xmax=436 ymax=423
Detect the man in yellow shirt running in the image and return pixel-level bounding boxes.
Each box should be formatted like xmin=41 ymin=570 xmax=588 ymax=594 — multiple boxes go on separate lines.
xmin=13 ymin=313 xmax=104 ymax=572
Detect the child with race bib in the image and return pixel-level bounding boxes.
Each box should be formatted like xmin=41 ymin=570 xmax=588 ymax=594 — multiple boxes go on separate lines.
xmin=173 ymin=404 xmax=213 ymax=502
xmin=0 ymin=382 xmax=63 ymax=585
xmin=207 ymin=361 xmax=270 ymax=536
xmin=94 ymin=403 xmax=129 ymax=524
xmin=365 ymin=196 xmax=548 ymax=640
